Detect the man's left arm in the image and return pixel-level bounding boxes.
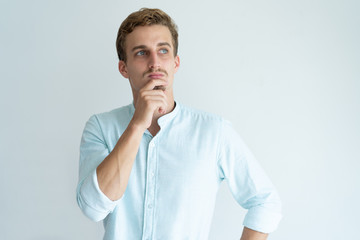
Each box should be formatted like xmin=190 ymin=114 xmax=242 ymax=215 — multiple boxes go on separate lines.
xmin=217 ymin=120 xmax=282 ymax=236
xmin=240 ymin=227 xmax=268 ymax=240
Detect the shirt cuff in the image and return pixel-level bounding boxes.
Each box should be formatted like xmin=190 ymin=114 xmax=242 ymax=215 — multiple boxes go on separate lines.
xmin=243 ymin=205 xmax=282 ymax=233
xmin=79 ymin=169 xmax=122 ymax=221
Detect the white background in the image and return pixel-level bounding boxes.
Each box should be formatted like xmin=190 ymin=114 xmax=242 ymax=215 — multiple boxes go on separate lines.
xmin=1 ymin=0 xmax=359 ymax=239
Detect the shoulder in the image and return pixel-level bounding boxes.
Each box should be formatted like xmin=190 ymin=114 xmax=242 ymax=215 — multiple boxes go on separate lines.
xmin=174 ymin=102 xmax=230 ymax=137
xmin=176 ymin=103 xmax=239 ymax=139
xmin=177 ymin=102 xmax=225 ymax=124
xmin=86 ymin=104 xmax=133 ymax=132
xmin=94 ymin=104 xmax=133 ymax=122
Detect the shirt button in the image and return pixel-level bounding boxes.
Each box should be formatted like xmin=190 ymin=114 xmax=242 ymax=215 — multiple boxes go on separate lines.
xmin=151 ymin=172 xmax=155 ymax=177
xmin=148 ymin=204 xmax=153 ymax=209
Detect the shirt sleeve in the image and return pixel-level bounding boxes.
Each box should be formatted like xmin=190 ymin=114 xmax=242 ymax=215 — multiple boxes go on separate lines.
xmin=76 ymin=115 xmax=122 ymax=222
xmin=217 ymin=120 xmax=282 ymax=233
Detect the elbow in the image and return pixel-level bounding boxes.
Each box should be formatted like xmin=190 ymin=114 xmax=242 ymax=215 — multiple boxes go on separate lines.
xmin=82 ymin=206 xmax=107 ymax=222
xmin=76 ymin=192 xmax=108 ymax=222
xmin=248 ymin=191 xmax=282 ymax=213
xmin=243 ymin=194 xmax=283 ymax=233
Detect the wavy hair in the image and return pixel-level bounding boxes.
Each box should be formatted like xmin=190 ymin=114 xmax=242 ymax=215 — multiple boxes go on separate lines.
xmin=116 ymin=8 xmax=179 ymax=62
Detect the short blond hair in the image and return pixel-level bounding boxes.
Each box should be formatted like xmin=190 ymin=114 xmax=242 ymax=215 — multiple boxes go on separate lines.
xmin=116 ymin=8 xmax=179 ymax=62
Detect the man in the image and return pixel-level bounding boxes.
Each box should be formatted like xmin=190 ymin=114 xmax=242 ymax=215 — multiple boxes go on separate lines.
xmin=77 ymin=8 xmax=282 ymax=240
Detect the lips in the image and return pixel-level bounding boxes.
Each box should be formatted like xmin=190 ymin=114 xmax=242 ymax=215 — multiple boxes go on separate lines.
xmin=148 ymin=73 xmax=164 ymax=79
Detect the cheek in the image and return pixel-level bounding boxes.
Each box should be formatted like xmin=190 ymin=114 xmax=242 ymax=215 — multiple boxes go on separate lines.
xmin=128 ymin=65 xmax=145 ymax=77
xmin=164 ymin=60 xmax=176 ymax=71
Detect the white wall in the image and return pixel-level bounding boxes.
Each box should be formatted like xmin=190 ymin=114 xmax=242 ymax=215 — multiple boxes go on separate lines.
xmin=1 ymin=0 xmax=359 ymax=239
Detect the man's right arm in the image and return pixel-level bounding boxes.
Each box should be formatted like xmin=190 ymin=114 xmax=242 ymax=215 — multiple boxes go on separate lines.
xmin=96 ymin=122 xmax=144 ymax=200
xmin=77 ymin=79 xmax=168 ymax=221
xmin=95 ymin=79 xmax=168 ymax=201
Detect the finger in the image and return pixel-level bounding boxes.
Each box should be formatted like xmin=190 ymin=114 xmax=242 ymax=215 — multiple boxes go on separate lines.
xmin=144 ymin=96 xmax=168 ymax=112
xmin=142 ymin=79 xmax=168 ymax=91
xmin=153 ymin=85 xmax=166 ymax=91
xmin=140 ymin=89 xmax=166 ymax=97
xmin=142 ymin=95 xmax=167 ymax=104
xmin=138 ymin=93 xmax=165 ymax=109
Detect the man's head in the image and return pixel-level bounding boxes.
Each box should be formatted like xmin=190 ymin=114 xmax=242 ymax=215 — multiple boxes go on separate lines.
xmin=116 ymin=8 xmax=180 ymax=102
xmin=116 ymin=8 xmax=178 ymax=62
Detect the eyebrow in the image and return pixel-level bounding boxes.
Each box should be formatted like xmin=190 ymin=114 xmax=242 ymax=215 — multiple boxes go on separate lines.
xmin=131 ymin=42 xmax=172 ymax=52
xmin=157 ymin=42 xmax=171 ymax=48
xmin=131 ymin=45 xmax=146 ymax=53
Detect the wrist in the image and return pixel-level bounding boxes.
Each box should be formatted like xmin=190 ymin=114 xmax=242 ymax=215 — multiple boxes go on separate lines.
xmin=128 ymin=120 xmax=147 ymax=134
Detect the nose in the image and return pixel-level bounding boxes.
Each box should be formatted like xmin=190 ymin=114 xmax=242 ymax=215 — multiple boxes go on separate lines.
xmin=148 ymin=51 xmax=160 ymax=69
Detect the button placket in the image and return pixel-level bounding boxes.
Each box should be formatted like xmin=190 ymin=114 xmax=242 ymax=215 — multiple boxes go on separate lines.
xmin=142 ymin=139 xmax=157 ymax=240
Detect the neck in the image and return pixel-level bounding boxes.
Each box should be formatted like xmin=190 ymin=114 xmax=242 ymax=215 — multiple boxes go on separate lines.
xmin=148 ymin=120 xmax=161 ymax=136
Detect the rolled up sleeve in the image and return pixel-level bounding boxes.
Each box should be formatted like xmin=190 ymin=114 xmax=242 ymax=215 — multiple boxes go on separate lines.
xmin=76 ymin=115 xmax=121 ymax=222
xmin=217 ymin=120 xmax=282 ymax=233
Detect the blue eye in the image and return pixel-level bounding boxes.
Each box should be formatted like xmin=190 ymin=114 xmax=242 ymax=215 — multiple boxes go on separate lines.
xmin=136 ymin=50 xmax=146 ymax=56
xmin=159 ymin=49 xmax=168 ymax=54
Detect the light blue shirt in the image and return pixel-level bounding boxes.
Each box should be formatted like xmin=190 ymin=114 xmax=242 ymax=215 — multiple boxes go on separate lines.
xmin=77 ymin=102 xmax=282 ymax=240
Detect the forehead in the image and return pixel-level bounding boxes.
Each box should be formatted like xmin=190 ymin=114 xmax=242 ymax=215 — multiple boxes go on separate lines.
xmin=125 ymin=25 xmax=173 ymax=50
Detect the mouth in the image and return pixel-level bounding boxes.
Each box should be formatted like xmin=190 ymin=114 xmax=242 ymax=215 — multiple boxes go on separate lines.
xmin=144 ymin=68 xmax=168 ymax=79
xmin=148 ymin=73 xmax=165 ymax=79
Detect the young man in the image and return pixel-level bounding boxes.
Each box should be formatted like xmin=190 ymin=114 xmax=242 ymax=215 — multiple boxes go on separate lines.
xmin=77 ymin=8 xmax=282 ymax=240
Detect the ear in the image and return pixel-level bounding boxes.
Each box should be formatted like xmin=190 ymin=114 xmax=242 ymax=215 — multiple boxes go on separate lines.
xmin=118 ymin=60 xmax=129 ymax=78
xmin=174 ymin=55 xmax=180 ymax=73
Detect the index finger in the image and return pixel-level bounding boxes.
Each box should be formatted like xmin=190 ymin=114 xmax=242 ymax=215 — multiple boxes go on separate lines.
xmin=142 ymin=79 xmax=168 ymax=91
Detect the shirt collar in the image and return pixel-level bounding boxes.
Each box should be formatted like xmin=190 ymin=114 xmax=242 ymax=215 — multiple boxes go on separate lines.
xmin=158 ymin=101 xmax=180 ymax=128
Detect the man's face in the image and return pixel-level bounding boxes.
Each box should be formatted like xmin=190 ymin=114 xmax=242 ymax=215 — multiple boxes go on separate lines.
xmin=119 ymin=25 xmax=180 ymax=97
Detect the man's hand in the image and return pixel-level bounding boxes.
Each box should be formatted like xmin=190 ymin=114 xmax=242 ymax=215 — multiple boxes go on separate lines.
xmin=240 ymin=227 xmax=268 ymax=240
xmin=131 ymin=79 xmax=168 ymax=131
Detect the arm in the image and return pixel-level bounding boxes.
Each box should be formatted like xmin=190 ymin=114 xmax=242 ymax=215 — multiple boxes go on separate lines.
xmin=218 ymin=120 xmax=282 ymax=233
xmin=96 ymin=79 xmax=168 ymax=200
xmin=96 ymin=121 xmax=145 ymax=200
xmin=76 ymin=79 xmax=168 ymax=221
xmin=240 ymin=227 xmax=268 ymax=240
